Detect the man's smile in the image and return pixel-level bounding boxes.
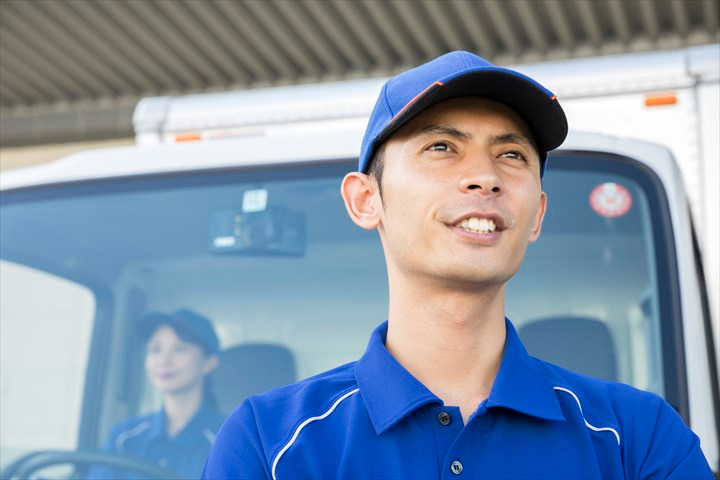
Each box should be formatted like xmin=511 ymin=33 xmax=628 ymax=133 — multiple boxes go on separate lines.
xmin=458 ymin=216 xmax=496 ymax=234
xmin=446 ymin=211 xmax=508 ymax=241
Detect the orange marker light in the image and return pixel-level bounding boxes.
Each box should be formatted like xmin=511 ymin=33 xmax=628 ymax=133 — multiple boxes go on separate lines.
xmin=644 ymin=93 xmax=677 ymax=107
xmin=174 ymin=133 xmax=202 ymax=142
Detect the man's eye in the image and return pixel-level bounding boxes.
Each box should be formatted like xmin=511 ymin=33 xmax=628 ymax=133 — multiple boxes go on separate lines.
xmin=501 ymin=151 xmax=526 ymax=161
xmin=427 ymin=142 xmax=451 ymax=152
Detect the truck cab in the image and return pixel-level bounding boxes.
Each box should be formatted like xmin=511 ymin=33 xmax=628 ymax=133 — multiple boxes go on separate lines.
xmin=1 ymin=51 xmax=718 ymax=478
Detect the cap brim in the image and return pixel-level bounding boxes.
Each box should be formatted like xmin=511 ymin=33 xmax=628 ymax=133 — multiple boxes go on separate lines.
xmin=376 ymin=69 xmax=567 ymax=156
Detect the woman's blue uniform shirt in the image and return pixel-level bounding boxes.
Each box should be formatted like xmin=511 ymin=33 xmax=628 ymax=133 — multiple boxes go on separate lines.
xmin=202 ymin=320 xmax=713 ymax=479
xmin=91 ymin=402 xmax=224 ymax=479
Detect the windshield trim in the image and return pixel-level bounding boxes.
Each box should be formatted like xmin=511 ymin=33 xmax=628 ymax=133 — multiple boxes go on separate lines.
xmin=549 ymin=151 xmax=686 ymax=421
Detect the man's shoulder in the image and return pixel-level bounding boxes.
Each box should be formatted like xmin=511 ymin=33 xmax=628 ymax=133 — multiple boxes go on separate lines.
xmin=231 ymin=360 xmax=359 ymax=424
xmin=216 ymin=361 xmax=359 ymax=458
xmin=538 ymin=359 xmax=665 ymax=413
xmin=536 ymin=359 xmax=686 ymax=445
xmin=533 ymin=357 xmax=712 ymax=477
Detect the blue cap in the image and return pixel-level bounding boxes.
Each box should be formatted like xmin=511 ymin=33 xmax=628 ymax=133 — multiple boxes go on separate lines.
xmin=143 ymin=309 xmax=220 ymax=355
xmin=359 ymin=51 xmax=568 ymax=177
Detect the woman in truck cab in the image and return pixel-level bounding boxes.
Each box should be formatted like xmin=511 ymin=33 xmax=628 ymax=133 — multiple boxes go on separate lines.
xmin=89 ymin=309 xmax=225 ymax=479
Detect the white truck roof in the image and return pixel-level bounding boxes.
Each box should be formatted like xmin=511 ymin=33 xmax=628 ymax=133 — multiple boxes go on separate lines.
xmin=130 ymin=45 xmax=718 ymax=145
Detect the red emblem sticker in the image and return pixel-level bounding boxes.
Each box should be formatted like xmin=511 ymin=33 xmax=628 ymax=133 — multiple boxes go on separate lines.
xmin=589 ymin=182 xmax=633 ymax=218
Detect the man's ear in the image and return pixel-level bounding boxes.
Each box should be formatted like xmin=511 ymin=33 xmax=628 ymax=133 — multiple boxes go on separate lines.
xmin=341 ymin=172 xmax=381 ymax=230
xmin=529 ymin=191 xmax=547 ymax=243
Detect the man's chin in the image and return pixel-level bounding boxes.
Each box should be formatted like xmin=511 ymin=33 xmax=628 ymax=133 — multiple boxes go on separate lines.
xmin=428 ymin=268 xmax=513 ymax=293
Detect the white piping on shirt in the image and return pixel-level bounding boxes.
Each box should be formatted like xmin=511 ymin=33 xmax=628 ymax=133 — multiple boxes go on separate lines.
xmin=114 ymin=421 xmax=151 ymax=453
xmin=554 ymin=386 xmax=621 ymax=446
xmin=271 ymin=387 xmax=360 ymax=480
xmin=203 ymin=428 xmax=216 ymax=444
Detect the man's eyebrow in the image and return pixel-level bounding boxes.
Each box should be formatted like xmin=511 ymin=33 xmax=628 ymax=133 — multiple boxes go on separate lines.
xmin=490 ymin=133 xmax=537 ymax=150
xmin=413 ymin=124 xmax=472 ymax=140
xmin=412 ymin=126 xmax=536 ymax=150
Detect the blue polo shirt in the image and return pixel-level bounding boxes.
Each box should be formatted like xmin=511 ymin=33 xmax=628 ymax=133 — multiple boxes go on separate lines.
xmin=203 ymin=320 xmax=713 ymax=479
xmin=90 ymin=402 xmax=225 ymax=479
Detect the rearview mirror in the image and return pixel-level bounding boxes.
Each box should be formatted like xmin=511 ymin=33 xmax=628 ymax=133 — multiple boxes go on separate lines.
xmin=210 ymin=206 xmax=306 ymax=256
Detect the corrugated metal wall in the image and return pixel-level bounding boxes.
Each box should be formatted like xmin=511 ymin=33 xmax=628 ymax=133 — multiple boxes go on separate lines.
xmin=1 ymin=0 xmax=719 ymax=147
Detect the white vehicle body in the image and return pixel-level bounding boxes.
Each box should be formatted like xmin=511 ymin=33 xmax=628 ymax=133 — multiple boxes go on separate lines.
xmin=131 ymin=43 xmax=720 ymax=348
xmin=1 ymin=46 xmax=718 ymax=476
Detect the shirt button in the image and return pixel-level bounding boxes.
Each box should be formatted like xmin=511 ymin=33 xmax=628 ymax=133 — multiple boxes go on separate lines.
xmin=450 ymin=460 xmax=463 ymax=475
xmin=438 ymin=411 xmax=452 ymax=426
xmin=158 ymin=458 xmax=167 ymax=467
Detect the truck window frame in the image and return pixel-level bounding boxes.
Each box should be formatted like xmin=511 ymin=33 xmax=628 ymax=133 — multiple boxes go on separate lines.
xmin=548 ymin=151 xmax=687 ymax=419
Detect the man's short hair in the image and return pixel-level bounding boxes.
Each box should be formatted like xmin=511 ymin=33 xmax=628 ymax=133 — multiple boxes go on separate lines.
xmin=367 ymin=143 xmax=385 ymax=197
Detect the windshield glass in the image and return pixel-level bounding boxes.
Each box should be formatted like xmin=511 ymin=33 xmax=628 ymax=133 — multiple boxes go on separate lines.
xmin=508 ymin=154 xmax=669 ymax=397
xmin=0 ymin=156 xmax=675 ymax=476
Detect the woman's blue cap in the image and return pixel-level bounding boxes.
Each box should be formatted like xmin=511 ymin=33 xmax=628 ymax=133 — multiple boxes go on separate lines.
xmin=359 ymin=51 xmax=568 ymax=177
xmin=143 ymin=309 xmax=220 ymax=355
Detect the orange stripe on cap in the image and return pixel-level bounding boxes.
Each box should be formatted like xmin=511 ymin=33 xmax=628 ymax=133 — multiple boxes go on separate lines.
xmin=390 ymin=81 xmax=444 ymax=122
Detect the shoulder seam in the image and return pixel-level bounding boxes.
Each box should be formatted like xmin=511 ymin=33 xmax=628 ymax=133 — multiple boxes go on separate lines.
xmin=554 ymin=386 xmax=621 ymax=445
xmin=114 ymin=420 xmax=151 ymax=453
xmin=271 ymin=387 xmax=360 ymax=480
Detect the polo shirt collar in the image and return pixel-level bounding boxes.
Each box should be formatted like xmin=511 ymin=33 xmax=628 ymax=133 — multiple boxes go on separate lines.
xmin=485 ymin=319 xmax=565 ymax=421
xmin=355 ymin=319 xmax=565 ymax=435
xmin=147 ymin=402 xmax=217 ymax=448
xmin=355 ymin=322 xmax=441 ymax=435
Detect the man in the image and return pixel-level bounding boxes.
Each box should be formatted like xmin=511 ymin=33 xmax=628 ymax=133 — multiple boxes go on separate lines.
xmin=203 ymin=52 xmax=713 ymax=479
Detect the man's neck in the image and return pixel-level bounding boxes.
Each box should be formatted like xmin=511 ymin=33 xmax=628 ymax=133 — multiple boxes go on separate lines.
xmin=384 ymin=278 xmax=507 ymax=424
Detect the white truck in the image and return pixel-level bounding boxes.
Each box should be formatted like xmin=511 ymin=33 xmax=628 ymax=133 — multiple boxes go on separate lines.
xmin=1 ymin=45 xmax=718 ymax=478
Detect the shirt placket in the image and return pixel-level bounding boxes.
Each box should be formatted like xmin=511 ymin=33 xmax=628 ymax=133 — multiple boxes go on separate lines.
xmin=440 ymin=401 xmax=495 ymax=479
xmin=426 ymin=404 xmax=468 ymax=478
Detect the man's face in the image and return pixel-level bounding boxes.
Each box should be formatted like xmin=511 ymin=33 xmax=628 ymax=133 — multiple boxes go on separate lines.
xmin=373 ymin=96 xmax=547 ymax=290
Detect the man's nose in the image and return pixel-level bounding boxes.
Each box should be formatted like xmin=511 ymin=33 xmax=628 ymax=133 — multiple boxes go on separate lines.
xmin=457 ymin=155 xmax=503 ymax=194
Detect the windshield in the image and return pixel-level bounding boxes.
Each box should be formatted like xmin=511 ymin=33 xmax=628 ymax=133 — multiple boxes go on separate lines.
xmin=0 ymin=155 xmax=678 ymax=475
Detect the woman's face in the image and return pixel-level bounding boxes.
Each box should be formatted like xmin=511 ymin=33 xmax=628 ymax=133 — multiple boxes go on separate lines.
xmin=145 ymin=325 xmax=217 ymax=396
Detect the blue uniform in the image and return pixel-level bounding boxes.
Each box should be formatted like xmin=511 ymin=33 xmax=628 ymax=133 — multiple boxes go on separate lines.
xmin=91 ymin=402 xmax=224 ymax=479
xmin=203 ymin=320 xmax=713 ymax=480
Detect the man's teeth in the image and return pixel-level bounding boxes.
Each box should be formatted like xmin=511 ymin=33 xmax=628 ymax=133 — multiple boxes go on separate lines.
xmin=459 ymin=217 xmax=496 ymax=234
